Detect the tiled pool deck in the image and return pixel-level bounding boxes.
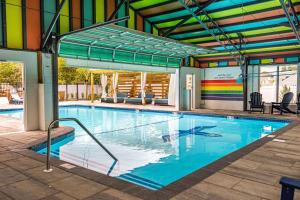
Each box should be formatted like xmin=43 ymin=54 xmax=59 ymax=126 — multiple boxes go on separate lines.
xmin=0 ymin=108 xmax=300 ymax=200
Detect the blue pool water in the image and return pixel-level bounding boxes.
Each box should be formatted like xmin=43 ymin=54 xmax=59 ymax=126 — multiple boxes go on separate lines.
xmin=1 ymin=106 xmax=289 ymax=190
xmin=0 ymin=109 xmax=23 ymax=120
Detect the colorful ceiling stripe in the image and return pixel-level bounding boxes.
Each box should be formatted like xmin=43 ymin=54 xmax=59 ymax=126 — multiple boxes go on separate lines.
xmin=26 ymin=0 xmax=41 ymax=50
xmin=0 ymin=0 xmax=158 ymax=51
xmin=6 ymin=0 xmax=23 ymax=49
xmin=129 ymin=0 xmax=300 ymax=66
xmin=0 ymin=0 xmax=299 ymax=65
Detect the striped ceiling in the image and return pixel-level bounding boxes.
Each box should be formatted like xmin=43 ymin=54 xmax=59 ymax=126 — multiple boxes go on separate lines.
xmin=129 ymin=0 xmax=300 ymax=62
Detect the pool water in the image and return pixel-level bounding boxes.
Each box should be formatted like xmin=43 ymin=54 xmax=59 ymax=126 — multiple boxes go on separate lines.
xmin=0 ymin=109 xmax=23 ymax=120
xmin=3 ymin=106 xmax=288 ymax=190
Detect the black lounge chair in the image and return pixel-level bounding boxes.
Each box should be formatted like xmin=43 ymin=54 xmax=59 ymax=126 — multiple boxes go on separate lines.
xmin=280 ymin=177 xmax=300 ymax=200
xmin=125 ymin=93 xmax=155 ymax=104
xmin=101 ymin=92 xmax=128 ymax=103
xmin=297 ymin=93 xmax=300 ymax=115
xmin=249 ymin=92 xmax=264 ymax=113
xmin=271 ymin=92 xmax=295 ymax=115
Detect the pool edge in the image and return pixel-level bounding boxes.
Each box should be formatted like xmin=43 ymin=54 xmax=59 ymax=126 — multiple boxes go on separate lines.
xmin=22 ymin=112 xmax=300 ymax=200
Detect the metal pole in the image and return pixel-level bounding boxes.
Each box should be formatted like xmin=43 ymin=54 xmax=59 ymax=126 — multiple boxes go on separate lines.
xmin=42 ymin=0 xmax=67 ymax=50
xmin=279 ymin=0 xmax=300 ymax=44
xmin=44 ymin=118 xmax=118 ymax=172
xmin=44 ymin=127 xmax=53 ymax=172
xmin=108 ymin=0 xmax=128 ymax=21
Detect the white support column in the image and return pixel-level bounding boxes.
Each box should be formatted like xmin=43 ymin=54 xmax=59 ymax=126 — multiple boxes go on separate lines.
xmin=39 ymin=53 xmax=54 ymax=130
xmin=0 ymin=49 xmax=40 ymax=131
xmin=175 ymin=69 xmax=180 ymax=111
xmin=112 ymin=72 xmax=119 ymax=103
xmin=141 ymin=72 xmax=147 ymax=105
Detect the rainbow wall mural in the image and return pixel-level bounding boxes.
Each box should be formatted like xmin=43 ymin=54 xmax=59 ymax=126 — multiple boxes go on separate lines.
xmin=201 ymin=67 xmax=243 ymax=101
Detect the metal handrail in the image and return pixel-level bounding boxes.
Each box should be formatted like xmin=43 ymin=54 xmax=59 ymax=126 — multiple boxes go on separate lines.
xmin=44 ymin=118 xmax=118 ymax=172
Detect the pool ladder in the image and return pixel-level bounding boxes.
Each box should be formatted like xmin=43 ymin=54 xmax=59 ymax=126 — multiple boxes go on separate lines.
xmin=44 ymin=118 xmax=118 ymax=175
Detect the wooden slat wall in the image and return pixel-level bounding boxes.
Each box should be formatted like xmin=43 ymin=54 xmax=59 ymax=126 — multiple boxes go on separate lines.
xmin=117 ymin=73 xmax=170 ymax=99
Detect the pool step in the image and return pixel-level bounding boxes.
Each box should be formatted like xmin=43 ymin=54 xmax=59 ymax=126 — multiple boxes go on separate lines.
xmin=119 ymin=173 xmax=163 ymax=190
xmin=50 ymin=150 xmax=117 ymax=175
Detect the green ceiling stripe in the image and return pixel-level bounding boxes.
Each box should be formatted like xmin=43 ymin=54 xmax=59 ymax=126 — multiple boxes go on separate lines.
xmin=196 ymin=45 xmax=300 ymax=57
xmin=156 ymin=1 xmax=282 ymax=29
xmin=131 ymin=0 xmax=173 ymax=10
xmin=181 ymin=26 xmax=291 ymax=43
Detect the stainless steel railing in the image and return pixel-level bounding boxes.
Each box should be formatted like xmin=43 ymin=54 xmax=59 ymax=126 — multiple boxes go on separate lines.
xmin=44 ymin=118 xmax=118 ymax=173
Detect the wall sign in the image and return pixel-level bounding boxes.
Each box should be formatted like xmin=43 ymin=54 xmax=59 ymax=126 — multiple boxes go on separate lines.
xmin=201 ymin=67 xmax=243 ymax=101
xmin=186 ymin=74 xmax=193 ymax=90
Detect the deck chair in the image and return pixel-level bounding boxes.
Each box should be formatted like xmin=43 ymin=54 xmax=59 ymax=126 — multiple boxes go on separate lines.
xmin=271 ymin=92 xmax=295 ymax=115
xmin=10 ymin=93 xmax=23 ymax=104
xmin=280 ymin=177 xmax=300 ymax=200
xmin=101 ymin=92 xmax=128 ymax=103
xmin=297 ymin=93 xmax=300 ymax=115
xmin=152 ymin=98 xmax=169 ymax=106
xmin=249 ymin=92 xmax=264 ymax=113
xmin=125 ymin=93 xmax=155 ymax=104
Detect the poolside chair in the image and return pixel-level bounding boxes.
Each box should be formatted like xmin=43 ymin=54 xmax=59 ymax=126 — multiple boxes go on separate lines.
xmin=101 ymin=92 xmax=128 ymax=103
xmin=249 ymin=92 xmax=264 ymax=113
xmin=271 ymin=92 xmax=295 ymax=115
xmin=297 ymin=93 xmax=300 ymax=115
xmin=10 ymin=93 xmax=23 ymax=104
xmin=152 ymin=98 xmax=169 ymax=106
xmin=280 ymin=177 xmax=300 ymax=200
xmin=125 ymin=93 xmax=155 ymax=104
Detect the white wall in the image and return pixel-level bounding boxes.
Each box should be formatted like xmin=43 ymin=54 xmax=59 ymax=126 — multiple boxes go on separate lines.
xmin=0 ymin=49 xmax=39 ymax=130
xmin=179 ymin=67 xmax=201 ymax=110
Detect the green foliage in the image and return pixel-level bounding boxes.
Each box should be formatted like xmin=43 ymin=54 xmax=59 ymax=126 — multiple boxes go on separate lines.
xmin=58 ymin=58 xmax=100 ymax=84
xmin=0 ymin=62 xmax=22 ymax=85
xmin=58 ymin=60 xmax=77 ymax=84
xmin=75 ymin=68 xmax=91 ymax=83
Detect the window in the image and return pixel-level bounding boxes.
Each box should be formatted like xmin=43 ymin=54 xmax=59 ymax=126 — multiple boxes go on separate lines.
xmin=259 ymin=65 xmax=298 ymax=103
xmin=279 ymin=65 xmax=297 ymax=102
xmin=260 ymin=66 xmax=277 ymax=102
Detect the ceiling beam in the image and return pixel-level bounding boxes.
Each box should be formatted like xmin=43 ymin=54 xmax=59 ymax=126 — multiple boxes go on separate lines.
xmin=41 ymin=0 xmax=67 ymax=50
xmin=288 ymin=0 xmax=300 ymax=26
xmin=162 ymin=0 xmax=216 ymax=37
xmin=179 ymin=0 xmax=243 ymax=59
xmin=108 ymin=0 xmax=129 ymax=21
xmin=279 ymin=0 xmax=300 ymax=44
